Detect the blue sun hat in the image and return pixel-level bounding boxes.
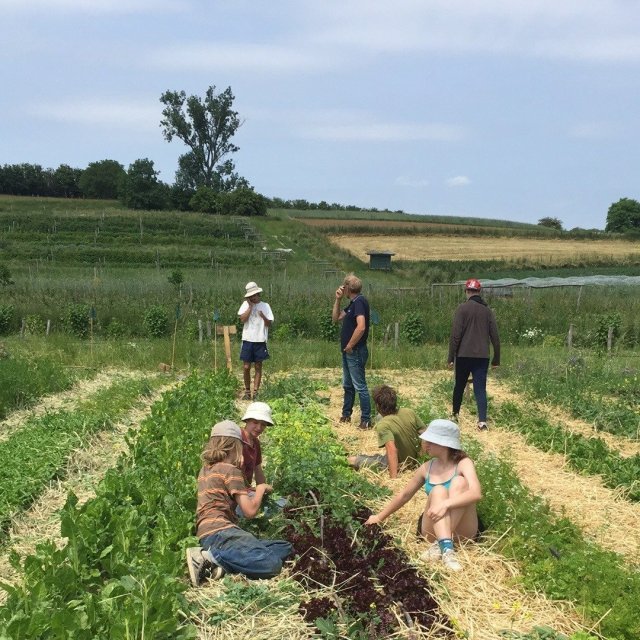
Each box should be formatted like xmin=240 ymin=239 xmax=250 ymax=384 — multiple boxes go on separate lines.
xmin=419 ymin=419 xmax=461 ymax=450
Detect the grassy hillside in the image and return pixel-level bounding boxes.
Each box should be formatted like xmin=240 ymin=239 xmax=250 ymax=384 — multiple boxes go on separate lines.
xmin=1 ymin=196 xmax=639 ymax=347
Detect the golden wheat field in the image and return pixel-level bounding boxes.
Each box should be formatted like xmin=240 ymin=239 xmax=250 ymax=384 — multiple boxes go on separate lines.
xmin=328 ymin=234 xmax=640 ymax=263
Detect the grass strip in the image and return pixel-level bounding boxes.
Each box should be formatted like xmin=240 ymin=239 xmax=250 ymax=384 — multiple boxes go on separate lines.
xmin=0 ymin=371 xmax=237 ymax=639
xmin=493 ymin=400 xmax=640 ymax=501
xmin=428 ymin=381 xmax=640 ymax=640
xmin=0 ymin=375 xmax=160 ymax=538
xmin=0 ymin=353 xmax=84 ymax=419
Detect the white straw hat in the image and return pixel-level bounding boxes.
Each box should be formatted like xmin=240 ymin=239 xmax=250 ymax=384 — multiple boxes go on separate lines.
xmin=210 ymin=420 xmax=242 ymax=439
xmin=244 ymin=282 xmax=263 ymax=297
xmin=419 ymin=419 xmax=461 ymax=450
xmin=241 ymin=402 xmax=274 ymax=425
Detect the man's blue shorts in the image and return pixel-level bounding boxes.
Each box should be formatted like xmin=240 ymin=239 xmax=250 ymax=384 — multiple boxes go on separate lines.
xmin=240 ymin=341 xmax=269 ymax=363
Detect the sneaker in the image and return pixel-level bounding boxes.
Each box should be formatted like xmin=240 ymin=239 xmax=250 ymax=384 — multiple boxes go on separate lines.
xmin=338 ymin=415 xmax=350 ymax=423
xmin=450 ymin=412 xmax=459 ymax=422
xmin=420 ymin=541 xmax=442 ymax=562
xmin=357 ymin=420 xmax=372 ymax=430
xmin=201 ymin=549 xmax=226 ymax=580
xmin=187 ymin=547 xmax=211 ymax=587
xmin=441 ymin=548 xmax=462 ymax=571
xmin=242 ymin=390 xmax=251 ymax=400
xmin=477 ymin=421 xmax=488 ymax=431
xmin=252 ymin=390 xmax=259 ymax=400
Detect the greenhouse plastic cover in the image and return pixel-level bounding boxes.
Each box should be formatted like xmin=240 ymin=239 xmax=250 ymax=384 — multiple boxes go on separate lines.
xmin=459 ymin=275 xmax=640 ymax=288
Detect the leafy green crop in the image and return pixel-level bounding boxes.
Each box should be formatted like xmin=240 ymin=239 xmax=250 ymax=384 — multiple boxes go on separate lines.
xmin=0 ymin=371 xmax=237 ymax=638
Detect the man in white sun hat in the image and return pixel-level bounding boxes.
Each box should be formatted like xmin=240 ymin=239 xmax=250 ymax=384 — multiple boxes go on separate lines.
xmin=365 ymin=419 xmax=482 ymax=572
xmin=238 ymin=281 xmax=274 ymax=400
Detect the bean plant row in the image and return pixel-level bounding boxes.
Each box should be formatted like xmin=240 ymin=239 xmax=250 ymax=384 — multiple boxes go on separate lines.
xmin=0 ymin=371 xmax=237 ymax=638
xmin=0 ymin=375 xmax=159 ymax=539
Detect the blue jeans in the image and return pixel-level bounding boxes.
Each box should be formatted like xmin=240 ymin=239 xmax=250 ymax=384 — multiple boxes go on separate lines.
xmin=452 ymin=357 xmax=489 ymax=421
xmin=200 ymin=527 xmax=292 ymax=580
xmin=341 ymin=343 xmax=371 ymax=422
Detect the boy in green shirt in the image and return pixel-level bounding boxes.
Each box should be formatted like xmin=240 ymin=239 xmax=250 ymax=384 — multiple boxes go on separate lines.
xmin=348 ymin=385 xmax=427 ymax=478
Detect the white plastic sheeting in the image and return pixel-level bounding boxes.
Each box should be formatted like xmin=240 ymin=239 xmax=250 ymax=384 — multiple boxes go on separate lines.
xmin=460 ymin=275 xmax=640 ymax=289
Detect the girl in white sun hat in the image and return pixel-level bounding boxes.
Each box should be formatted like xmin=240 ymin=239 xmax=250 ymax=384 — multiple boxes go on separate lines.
xmin=365 ymin=419 xmax=482 ymax=571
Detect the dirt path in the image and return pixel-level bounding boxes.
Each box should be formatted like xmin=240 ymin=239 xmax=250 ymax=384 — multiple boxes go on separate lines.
xmin=0 ymin=368 xmax=141 ymax=443
xmin=319 ymin=368 xmax=586 ymax=639
xmin=0 ymin=376 xmax=176 ymax=602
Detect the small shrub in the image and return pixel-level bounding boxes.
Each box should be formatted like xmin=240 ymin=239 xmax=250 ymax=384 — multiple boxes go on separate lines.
xmin=594 ymin=312 xmax=622 ymax=349
xmin=105 ymin=318 xmax=128 ymax=339
xmin=519 ymin=327 xmax=544 ymax=345
xmin=319 ymin=314 xmax=338 ymax=341
xmin=167 ymin=269 xmax=184 ymax=288
xmin=63 ymin=304 xmax=90 ymax=338
xmin=144 ymin=305 xmax=169 ymax=338
xmin=25 ymin=314 xmax=45 ymax=335
xmin=0 ymin=304 xmax=14 ymax=335
xmin=403 ymin=312 xmax=426 ymax=345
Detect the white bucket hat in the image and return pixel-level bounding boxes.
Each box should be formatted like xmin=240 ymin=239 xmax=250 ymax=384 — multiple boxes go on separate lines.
xmin=244 ymin=281 xmax=263 ymax=297
xmin=419 ymin=419 xmax=461 ymax=450
xmin=210 ymin=420 xmax=242 ymax=439
xmin=241 ymin=402 xmax=274 ymax=425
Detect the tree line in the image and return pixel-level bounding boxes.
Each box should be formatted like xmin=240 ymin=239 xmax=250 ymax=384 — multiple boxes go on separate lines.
xmin=2 ymin=83 xmax=639 ymax=230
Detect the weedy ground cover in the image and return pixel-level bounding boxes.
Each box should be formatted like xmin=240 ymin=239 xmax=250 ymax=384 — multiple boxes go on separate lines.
xmin=0 ymin=375 xmax=160 ymax=539
xmin=0 ymin=350 xmax=86 ymax=419
xmin=502 ymin=349 xmax=640 ymax=439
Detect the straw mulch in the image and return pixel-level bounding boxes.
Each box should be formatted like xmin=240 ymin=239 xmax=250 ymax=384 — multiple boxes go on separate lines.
xmin=0 ymin=378 xmax=176 ymax=603
xmin=0 ymin=368 xmax=141 ymax=444
xmin=320 ymin=368 xmax=588 ymax=640
xmin=487 ymin=378 xmax=640 ymax=458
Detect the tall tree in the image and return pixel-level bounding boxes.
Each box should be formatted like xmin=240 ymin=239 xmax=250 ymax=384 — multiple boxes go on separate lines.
xmin=119 ymin=159 xmax=169 ymax=210
xmin=159 ymin=85 xmax=245 ymax=192
xmin=79 ymin=160 xmax=125 ymax=199
xmin=606 ymin=198 xmax=640 ymax=233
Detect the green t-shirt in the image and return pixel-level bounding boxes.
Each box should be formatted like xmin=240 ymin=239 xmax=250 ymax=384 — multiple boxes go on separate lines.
xmin=375 ymin=408 xmax=426 ymax=465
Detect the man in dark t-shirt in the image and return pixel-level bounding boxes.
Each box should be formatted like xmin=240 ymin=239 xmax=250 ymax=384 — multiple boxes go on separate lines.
xmin=331 ymin=274 xmax=372 ymax=429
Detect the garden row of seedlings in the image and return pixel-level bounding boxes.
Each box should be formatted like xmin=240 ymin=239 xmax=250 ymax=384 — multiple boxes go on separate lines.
xmin=0 ymin=374 xmax=160 ymax=541
xmin=0 ymin=371 xmax=237 ymax=638
xmin=427 ymin=378 xmax=640 ymax=640
xmin=499 ymin=357 xmax=638 ymax=440
xmin=263 ymin=394 xmax=453 ymax=638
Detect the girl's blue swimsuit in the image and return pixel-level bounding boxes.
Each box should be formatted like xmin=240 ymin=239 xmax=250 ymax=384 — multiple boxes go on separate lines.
xmin=424 ymin=460 xmax=458 ymax=495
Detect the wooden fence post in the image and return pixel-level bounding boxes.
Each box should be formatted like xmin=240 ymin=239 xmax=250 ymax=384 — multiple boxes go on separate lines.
xmin=198 ymin=319 xmax=203 ymax=344
xmin=394 ymin=322 xmax=399 ymax=349
xmin=567 ymin=324 xmax=574 ymax=348
xmin=46 ymin=319 xmax=51 ymax=337
xmin=607 ymin=326 xmax=614 ymax=354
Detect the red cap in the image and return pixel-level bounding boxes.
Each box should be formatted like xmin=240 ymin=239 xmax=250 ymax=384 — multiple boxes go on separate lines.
xmin=465 ymin=278 xmax=482 ymax=291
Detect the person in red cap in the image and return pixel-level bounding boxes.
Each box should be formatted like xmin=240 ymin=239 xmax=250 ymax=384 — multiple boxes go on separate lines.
xmin=447 ymin=279 xmax=500 ymax=430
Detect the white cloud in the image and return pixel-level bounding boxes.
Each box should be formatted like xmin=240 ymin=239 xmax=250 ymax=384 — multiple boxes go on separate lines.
xmin=310 ymin=0 xmax=640 ymax=63
xmin=446 ymin=176 xmax=470 ymax=187
xmin=27 ymin=99 xmax=161 ymax=131
xmin=293 ymin=112 xmax=464 ymax=142
xmin=145 ymin=42 xmax=337 ymax=73
xmin=394 ymin=176 xmax=429 ymax=188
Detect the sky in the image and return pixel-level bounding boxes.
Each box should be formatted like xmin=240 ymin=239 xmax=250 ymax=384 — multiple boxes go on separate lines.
xmin=2 ymin=0 xmax=640 ymax=230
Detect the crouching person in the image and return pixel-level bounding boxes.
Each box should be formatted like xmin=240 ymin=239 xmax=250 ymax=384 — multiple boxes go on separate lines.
xmin=187 ymin=420 xmax=292 ymax=586
xmin=365 ymin=419 xmax=481 ymax=572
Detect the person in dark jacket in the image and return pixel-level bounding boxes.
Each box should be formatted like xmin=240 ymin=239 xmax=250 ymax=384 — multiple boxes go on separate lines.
xmin=448 ymin=278 xmax=500 ymax=430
